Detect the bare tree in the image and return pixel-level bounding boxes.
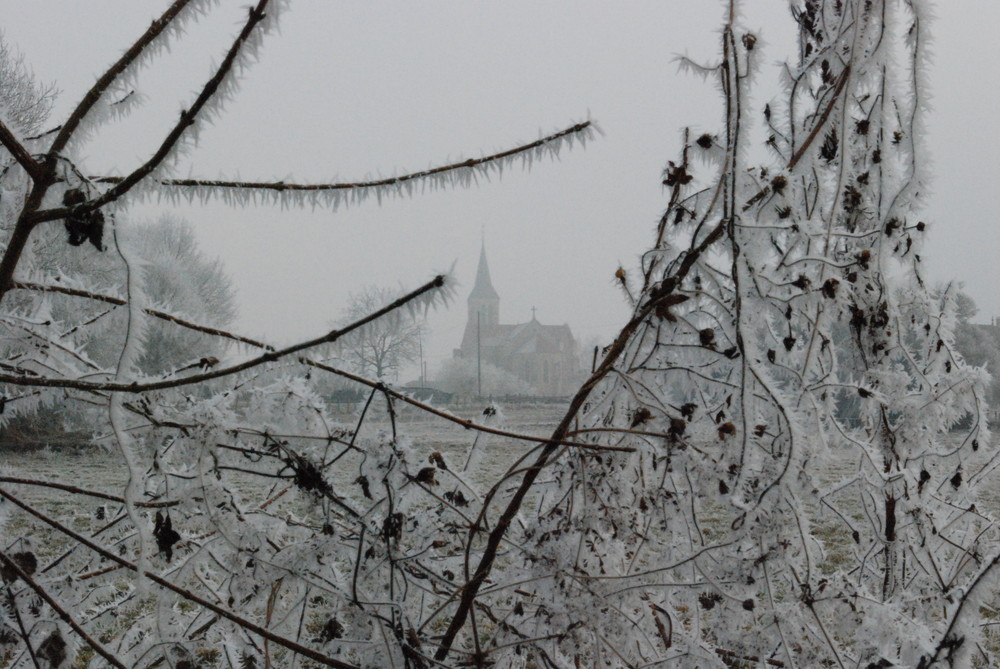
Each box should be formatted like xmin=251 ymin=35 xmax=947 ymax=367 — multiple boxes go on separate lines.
xmin=338 ymin=285 xmax=424 ymax=381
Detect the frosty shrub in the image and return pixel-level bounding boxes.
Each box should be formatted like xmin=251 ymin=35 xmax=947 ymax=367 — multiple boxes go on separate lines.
xmin=0 ymin=1 xmax=996 ymax=668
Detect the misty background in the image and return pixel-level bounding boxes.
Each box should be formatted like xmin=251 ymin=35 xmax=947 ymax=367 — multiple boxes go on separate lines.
xmin=3 ymin=1 xmax=999 ymax=382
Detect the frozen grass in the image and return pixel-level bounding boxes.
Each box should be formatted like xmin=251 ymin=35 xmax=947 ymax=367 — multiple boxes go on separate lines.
xmin=4 ymin=406 xmax=1000 ymax=667
xmin=0 ymin=401 xmax=565 ymax=667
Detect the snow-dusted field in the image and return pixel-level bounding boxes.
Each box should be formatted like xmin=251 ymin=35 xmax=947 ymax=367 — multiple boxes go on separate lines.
xmin=6 ymin=403 xmax=1000 ymax=667
xmin=5 ymin=402 xmax=1000 ymax=561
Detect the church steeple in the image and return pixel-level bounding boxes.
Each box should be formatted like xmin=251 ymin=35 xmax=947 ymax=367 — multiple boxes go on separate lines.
xmin=468 ymin=244 xmax=499 ymax=328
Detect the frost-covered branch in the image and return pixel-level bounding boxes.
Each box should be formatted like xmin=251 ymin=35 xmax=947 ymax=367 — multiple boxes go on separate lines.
xmin=31 ymin=1 xmax=274 ymax=226
xmin=11 ymin=280 xmax=272 ymax=350
xmin=87 ymin=120 xmax=597 ymax=210
xmin=44 ymin=0 xmax=198 ymax=159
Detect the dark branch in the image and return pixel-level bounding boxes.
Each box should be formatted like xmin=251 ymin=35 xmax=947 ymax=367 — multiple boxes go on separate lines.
xmin=0 ymin=476 xmax=178 ymax=508
xmin=46 ymin=0 xmax=196 ymax=159
xmin=433 ymin=218 xmax=726 ymax=660
xmin=0 ymin=488 xmax=358 ymax=669
xmin=302 ymin=359 xmax=635 ymax=453
xmin=0 ymin=547 xmax=127 ymax=669
xmin=83 ymin=120 xmax=595 ymax=201
xmin=787 ymin=66 xmax=852 ymax=170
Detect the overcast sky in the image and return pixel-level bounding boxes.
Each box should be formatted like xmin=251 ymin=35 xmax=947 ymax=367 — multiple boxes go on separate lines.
xmin=4 ymin=1 xmax=999 ymax=381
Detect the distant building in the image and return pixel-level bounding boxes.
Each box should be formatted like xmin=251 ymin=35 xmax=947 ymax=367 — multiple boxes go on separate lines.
xmin=454 ymin=245 xmax=582 ymax=396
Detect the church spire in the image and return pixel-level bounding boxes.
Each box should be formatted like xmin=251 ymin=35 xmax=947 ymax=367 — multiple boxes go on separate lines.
xmin=467 ymin=243 xmax=500 ymax=330
xmin=469 ymin=243 xmax=499 ymax=302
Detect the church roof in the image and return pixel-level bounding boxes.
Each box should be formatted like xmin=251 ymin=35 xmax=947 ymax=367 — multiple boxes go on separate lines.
xmin=480 ymin=321 xmax=576 ymax=354
xmin=468 ymin=244 xmax=499 ymax=302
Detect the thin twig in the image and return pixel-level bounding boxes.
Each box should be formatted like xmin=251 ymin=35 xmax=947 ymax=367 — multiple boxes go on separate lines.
xmin=0 ymin=476 xmax=178 ymax=508
xmin=11 ymin=280 xmax=273 ymax=350
xmin=303 ymin=359 xmax=636 ymax=454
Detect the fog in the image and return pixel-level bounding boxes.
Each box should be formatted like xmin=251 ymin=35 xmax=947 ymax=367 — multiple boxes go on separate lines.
xmin=4 ymin=1 xmax=999 ymax=381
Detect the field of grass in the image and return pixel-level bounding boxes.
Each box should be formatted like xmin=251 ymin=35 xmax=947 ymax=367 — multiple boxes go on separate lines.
xmin=5 ymin=402 xmax=1000 ymax=667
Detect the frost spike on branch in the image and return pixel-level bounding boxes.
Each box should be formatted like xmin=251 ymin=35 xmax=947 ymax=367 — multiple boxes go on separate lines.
xmin=45 ymin=0 xmax=197 ymax=160
xmin=30 ymin=1 xmax=275 ymax=226
xmin=84 ymin=120 xmax=597 ymax=210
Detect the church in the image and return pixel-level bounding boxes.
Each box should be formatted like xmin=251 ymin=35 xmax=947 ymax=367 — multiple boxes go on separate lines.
xmin=453 ymin=246 xmax=582 ymax=396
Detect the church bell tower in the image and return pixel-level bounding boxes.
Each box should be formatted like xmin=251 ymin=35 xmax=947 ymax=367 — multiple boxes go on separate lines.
xmin=468 ymin=244 xmax=499 ymax=329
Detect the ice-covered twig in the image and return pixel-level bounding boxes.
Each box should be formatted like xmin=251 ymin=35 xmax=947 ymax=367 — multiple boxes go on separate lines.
xmin=86 ymin=120 xmax=597 ymax=210
xmin=11 ymin=280 xmax=273 ymax=350
xmin=302 ymin=358 xmax=635 ymax=453
xmin=31 ymin=1 xmax=274 ymax=226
